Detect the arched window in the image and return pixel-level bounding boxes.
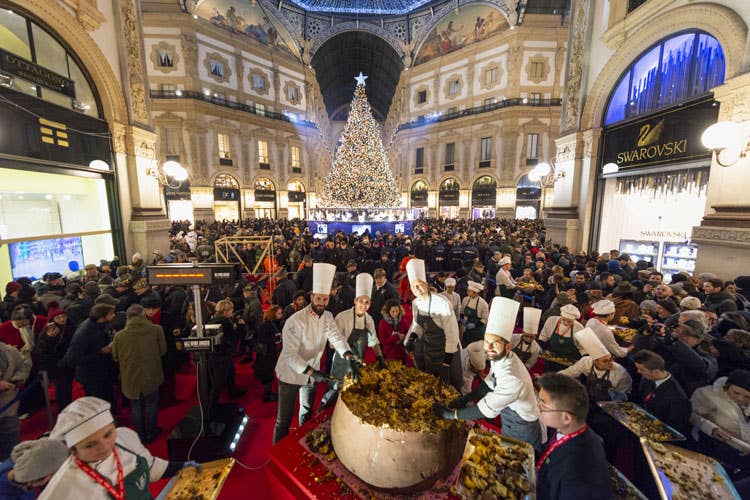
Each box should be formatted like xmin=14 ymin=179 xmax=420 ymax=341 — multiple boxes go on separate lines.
xmin=410 ymin=180 xmax=429 ymax=206
xmin=472 ymin=175 xmax=497 ymax=206
xmin=439 ymin=178 xmax=460 ymax=206
xmin=214 ymin=174 xmax=239 ymax=189
xmin=516 ymin=174 xmax=541 ymax=200
xmin=287 ymin=180 xmax=305 ymax=192
xmin=604 ymin=31 xmax=725 ymax=126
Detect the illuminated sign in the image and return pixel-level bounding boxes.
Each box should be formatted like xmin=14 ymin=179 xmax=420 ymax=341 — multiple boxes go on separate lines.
xmin=0 ymin=49 xmax=75 ymax=98
xmin=146 ymin=264 xmax=234 ymax=285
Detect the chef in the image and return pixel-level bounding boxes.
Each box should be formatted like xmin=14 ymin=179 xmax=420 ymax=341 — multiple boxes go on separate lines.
xmin=40 ymin=397 xmax=198 ymax=500
xmin=586 ymin=300 xmax=633 ymax=359
xmin=511 ymin=307 xmax=542 ymax=370
xmin=434 ymin=298 xmax=543 ymax=451
xmin=274 ymin=263 xmax=358 ymax=443
xmin=404 ymin=259 xmax=462 ymax=391
xmin=459 ymin=340 xmax=487 ymax=395
xmin=460 ymin=281 xmax=489 ymax=347
xmin=538 ymin=304 xmax=585 ymax=372
xmin=495 ymin=256 xmax=516 ymax=298
xmin=558 ymin=328 xmax=632 ymax=403
xmin=440 ymin=277 xmax=461 ymax=319
xmin=320 ymin=273 xmax=388 ymax=408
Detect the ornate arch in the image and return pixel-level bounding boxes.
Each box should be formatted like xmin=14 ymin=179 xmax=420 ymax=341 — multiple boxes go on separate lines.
xmin=287 ymin=178 xmax=306 ymax=191
xmin=212 ymin=172 xmax=241 ymax=188
xmin=580 ymin=3 xmax=747 ymax=131
xmin=309 ymin=22 xmax=405 ymax=60
xmin=253 ymin=175 xmax=278 ymax=191
xmin=471 ymin=173 xmax=498 ymax=187
xmin=18 ymin=0 xmax=128 ymax=125
xmin=410 ymin=178 xmax=431 ymax=190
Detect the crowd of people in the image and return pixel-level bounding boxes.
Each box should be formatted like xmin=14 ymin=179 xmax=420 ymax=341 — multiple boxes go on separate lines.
xmin=0 ymin=216 xmax=748 ymax=499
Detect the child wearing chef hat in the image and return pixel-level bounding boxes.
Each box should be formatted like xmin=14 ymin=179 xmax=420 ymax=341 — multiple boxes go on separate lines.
xmin=510 ymin=307 xmax=542 ymax=370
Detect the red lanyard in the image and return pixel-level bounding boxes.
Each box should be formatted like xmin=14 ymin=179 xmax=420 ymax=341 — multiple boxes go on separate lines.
xmin=555 ymin=320 xmax=572 ymax=337
xmin=74 ymin=448 xmax=125 ymax=500
xmin=535 ymin=425 xmax=588 ymax=469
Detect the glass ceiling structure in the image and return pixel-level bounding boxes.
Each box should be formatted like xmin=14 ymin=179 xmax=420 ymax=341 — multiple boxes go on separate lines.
xmin=289 ymin=0 xmax=437 ymax=15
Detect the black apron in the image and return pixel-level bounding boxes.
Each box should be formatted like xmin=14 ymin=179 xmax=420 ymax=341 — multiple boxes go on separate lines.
xmin=415 ymin=295 xmax=462 ymax=392
xmin=512 ymin=340 xmax=533 ymax=365
xmin=320 ymin=310 xmax=371 ymax=409
xmin=546 ymin=320 xmax=580 ymax=372
xmin=462 ymin=297 xmax=486 ymax=347
xmin=585 ymin=365 xmax=614 ymax=403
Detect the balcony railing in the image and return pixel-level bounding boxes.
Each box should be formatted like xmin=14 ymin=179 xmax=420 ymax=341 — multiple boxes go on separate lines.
xmin=398 ymin=98 xmax=562 ymax=131
xmin=150 ymin=90 xmax=318 ymax=129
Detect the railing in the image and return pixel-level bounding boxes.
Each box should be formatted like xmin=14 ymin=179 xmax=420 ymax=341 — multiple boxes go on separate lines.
xmin=627 ymin=0 xmax=648 ymax=13
xmin=398 ymin=98 xmax=562 ymax=131
xmin=149 ymin=90 xmax=319 ymax=129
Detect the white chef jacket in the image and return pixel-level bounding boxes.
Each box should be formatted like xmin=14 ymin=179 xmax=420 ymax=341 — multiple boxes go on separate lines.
xmin=334 ymin=307 xmax=379 ymax=347
xmin=39 ymin=428 xmax=167 ymax=500
xmin=460 ymin=296 xmax=489 ymax=324
xmin=477 ymin=351 xmax=540 ymax=422
xmin=440 ymin=290 xmax=461 ymax=319
xmin=585 ymin=318 xmax=630 ymax=358
xmin=495 ymin=268 xmax=516 ymax=291
xmin=276 ymin=305 xmax=351 ymax=385
xmin=558 ymin=356 xmax=632 ymax=394
xmin=690 ymin=376 xmax=750 ymax=447
xmin=538 ymin=316 xmax=585 ymax=353
xmin=407 ymin=293 xmax=461 ymax=354
xmin=460 ymin=340 xmax=487 ymax=395
xmin=510 ymin=334 xmax=541 ymax=369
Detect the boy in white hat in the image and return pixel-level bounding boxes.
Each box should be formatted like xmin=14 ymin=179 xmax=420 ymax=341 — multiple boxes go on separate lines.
xmin=40 ymin=397 xmax=198 ymax=499
xmin=511 ymin=307 xmax=542 ymax=370
xmin=460 ymin=281 xmax=489 ymax=347
xmin=495 ymin=256 xmax=516 ymax=298
xmin=320 ymin=273 xmax=388 ymax=409
xmin=585 ymin=300 xmax=633 ymax=358
xmin=559 ymin=328 xmax=632 ymax=402
xmin=440 ymin=277 xmax=461 ymax=319
xmin=434 ymin=298 xmax=543 ymax=451
xmin=403 ymin=259 xmax=462 ymax=391
xmin=538 ymin=304 xmax=585 ymax=371
xmin=274 ymin=263 xmax=359 ymax=443
xmin=0 ymin=438 xmax=68 ymax=498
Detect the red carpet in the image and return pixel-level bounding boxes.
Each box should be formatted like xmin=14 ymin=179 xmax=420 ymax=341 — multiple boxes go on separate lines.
xmin=20 ymin=359 xmax=292 ymax=499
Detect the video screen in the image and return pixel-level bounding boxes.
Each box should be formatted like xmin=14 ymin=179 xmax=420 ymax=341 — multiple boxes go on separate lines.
xmin=9 ymin=236 xmax=84 ymax=281
xmin=352 ymin=224 xmax=372 ymax=236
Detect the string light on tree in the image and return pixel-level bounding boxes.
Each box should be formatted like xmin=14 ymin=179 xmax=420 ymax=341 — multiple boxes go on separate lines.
xmin=319 ymin=72 xmax=400 ymax=208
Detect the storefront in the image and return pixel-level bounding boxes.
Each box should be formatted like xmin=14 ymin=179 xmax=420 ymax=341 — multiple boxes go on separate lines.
xmin=165 ymin=180 xmax=193 ymax=222
xmin=254 ymin=178 xmax=276 ymax=219
xmin=287 ymin=180 xmax=306 ymax=220
xmin=409 ymin=180 xmax=429 ymax=219
xmin=438 ymin=178 xmax=460 ymax=218
xmin=515 ymin=174 xmax=541 ymax=219
xmin=593 ymin=31 xmax=724 ymax=276
xmin=471 ymin=175 xmax=497 ymax=219
xmin=213 ymin=174 xmax=241 ymax=221
xmin=0 ymin=9 xmax=121 ymax=284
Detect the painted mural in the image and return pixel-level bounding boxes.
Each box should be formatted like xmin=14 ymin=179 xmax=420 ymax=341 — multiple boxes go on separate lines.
xmin=415 ymin=5 xmax=508 ymax=65
xmin=194 ymin=0 xmax=294 ymax=55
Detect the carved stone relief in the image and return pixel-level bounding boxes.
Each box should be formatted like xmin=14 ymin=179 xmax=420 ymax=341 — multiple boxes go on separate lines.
xmin=120 ymin=0 xmax=150 ymax=124
xmin=561 ymin=0 xmax=590 ymax=134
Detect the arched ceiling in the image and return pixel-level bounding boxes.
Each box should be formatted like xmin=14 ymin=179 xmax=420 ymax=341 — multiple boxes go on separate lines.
xmin=311 ymin=31 xmax=403 ymax=121
xmin=289 ymin=0 xmax=437 ymax=15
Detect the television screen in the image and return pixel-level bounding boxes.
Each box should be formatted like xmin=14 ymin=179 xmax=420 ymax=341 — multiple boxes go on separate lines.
xmin=9 ymin=236 xmax=84 ymax=281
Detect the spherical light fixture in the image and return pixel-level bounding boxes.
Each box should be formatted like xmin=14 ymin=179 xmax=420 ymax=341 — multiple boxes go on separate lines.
xmin=602 ymin=163 xmax=619 ymax=174
xmin=701 ymin=121 xmax=740 ymax=152
xmin=89 ymin=159 xmax=109 ymax=170
xmin=534 ymin=162 xmax=552 ymax=178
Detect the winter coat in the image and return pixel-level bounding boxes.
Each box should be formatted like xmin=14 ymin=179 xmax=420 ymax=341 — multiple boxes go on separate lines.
xmin=112 ymin=316 xmax=166 ymax=400
xmin=61 ymin=318 xmax=116 ymax=386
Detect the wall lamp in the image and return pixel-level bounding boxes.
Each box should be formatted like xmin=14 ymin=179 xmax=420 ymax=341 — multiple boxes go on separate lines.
xmin=528 ymin=161 xmax=565 ymax=187
xmin=146 ymin=160 xmax=188 ymax=188
xmin=701 ymin=121 xmax=748 ymax=167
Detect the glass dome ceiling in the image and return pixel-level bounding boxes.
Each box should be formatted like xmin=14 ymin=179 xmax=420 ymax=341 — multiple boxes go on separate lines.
xmin=289 ymin=0 xmax=437 ymax=15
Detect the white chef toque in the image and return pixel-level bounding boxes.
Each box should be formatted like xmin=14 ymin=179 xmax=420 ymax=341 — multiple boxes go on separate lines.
xmin=499 ymin=256 xmax=511 ymax=266
xmin=405 ymin=258 xmax=426 ymax=283
xmin=467 ymin=281 xmax=484 ymax=293
xmin=312 ymin=263 xmax=337 ymax=295
xmin=560 ymin=304 xmax=581 ymax=320
xmin=50 ymin=397 xmax=114 ymax=448
xmin=444 ymin=277 xmax=456 ymax=287
xmin=467 ymin=340 xmax=488 ymax=371
xmin=485 ymin=297 xmax=519 ymax=342
xmin=523 ymin=307 xmax=542 ymax=335
xmin=355 ymin=273 xmax=374 ymax=299
xmin=575 ymin=327 xmax=609 ymax=360
xmin=592 ymin=300 xmax=615 ymax=315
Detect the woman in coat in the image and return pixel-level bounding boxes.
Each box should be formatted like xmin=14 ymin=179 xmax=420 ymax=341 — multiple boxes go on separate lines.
xmin=377 ymin=299 xmax=412 ymax=366
xmin=36 ymin=302 xmax=75 ymax=411
xmin=254 ymin=305 xmax=282 ymax=402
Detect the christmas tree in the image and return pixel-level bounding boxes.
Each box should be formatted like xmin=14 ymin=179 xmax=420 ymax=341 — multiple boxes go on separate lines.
xmin=319 ymin=73 xmax=400 ymax=208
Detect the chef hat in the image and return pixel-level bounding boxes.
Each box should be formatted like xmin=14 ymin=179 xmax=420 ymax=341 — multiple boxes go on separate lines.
xmin=312 ymin=263 xmax=337 ymax=295
xmin=592 ymin=300 xmax=615 ymax=315
xmin=355 ymin=273 xmax=374 ymax=299
xmin=445 ymin=277 xmax=456 ymax=287
xmin=560 ymin=304 xmax=581 ymax=320
xmin=405 ymin=258 xmax=426 ymax=283
xmin=467 ymin=281 xmax=484 ymax=293
xmin=486 ymin=297 xmax=519 ymax=342
xmin=466 ymin=340 xmax=487 ymax=372
xmin=523 ymin=307 xmax=542 ymax=335
xmin=499 ymin=256 xmax=511 ymax=266
xmin=574 ymin=328 xmax=609 ymax=360
xmin=50 ymin=397 xmax=113 ymax=448
xmin=11 ymin=438 xmax=69 ymax=483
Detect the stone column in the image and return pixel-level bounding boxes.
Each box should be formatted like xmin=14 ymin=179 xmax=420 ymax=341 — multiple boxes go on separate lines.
xmin=692 ymin=72 xmax=750 ymax=278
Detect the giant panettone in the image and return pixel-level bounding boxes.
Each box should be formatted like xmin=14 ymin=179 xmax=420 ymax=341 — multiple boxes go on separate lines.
xmin=330 ymin=364 xmax=467 ymax=491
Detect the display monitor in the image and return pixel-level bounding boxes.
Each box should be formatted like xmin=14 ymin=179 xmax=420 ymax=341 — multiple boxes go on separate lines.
xmin=9 ymin=236 xmax=84 ymax=281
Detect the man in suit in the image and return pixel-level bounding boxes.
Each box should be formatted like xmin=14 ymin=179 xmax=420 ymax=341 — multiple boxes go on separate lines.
xmin=633 ymin=349 xmax=691 ymax=436
xmin=536 ymin=373 xmax=612 ymax=500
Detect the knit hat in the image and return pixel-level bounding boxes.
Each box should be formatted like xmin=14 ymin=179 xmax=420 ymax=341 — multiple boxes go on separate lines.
xmin=141 ymin=296 xmax=162 ymax=309
xmin=640 ymin=300 xmax=658 ymax=313
xmin=5 ymin=282 xmax=21 ymax=294
xmin=47 ymin=301 xmax=66 ymax=321
xmin=679 ymin=319 xmax=706 ymax=339
xmin=657 ymin=299 xmax=678 ymax=315
xmin=679 ymin=296 xmax=701 ymax=311
xmin=95 ymin=294 xmax=119 ymax=306
xmin=50 ymin=397 xmax=113 ymax=447
xmin=11 ymin=438 xmax=69 ymax=483
xmin=726 ymin=369 xmax=750 ymax=392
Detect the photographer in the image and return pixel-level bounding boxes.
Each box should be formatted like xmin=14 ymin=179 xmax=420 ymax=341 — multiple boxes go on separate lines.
xmin=206 ymin=299 xmax=246 ymax=415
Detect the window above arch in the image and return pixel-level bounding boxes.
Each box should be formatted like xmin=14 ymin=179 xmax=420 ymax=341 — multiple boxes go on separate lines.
xmin=214 ymin=174 xmax=239 ymax=189
xmin=604 ymin=31 xmax=725 ymax=126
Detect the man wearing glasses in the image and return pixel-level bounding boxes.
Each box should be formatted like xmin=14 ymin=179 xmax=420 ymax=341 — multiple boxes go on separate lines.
xmin=535 ymin=373 xmax=612 ymax=499
xmin=433 ymin=297 xmax=542 ymax=452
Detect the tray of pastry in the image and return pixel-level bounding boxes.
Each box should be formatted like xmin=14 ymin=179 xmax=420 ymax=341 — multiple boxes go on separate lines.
xmin=597 ymin=402 xmax=686 ymax=441
xmin=610 ymin=326 xmax=637 ymax=343
xmin=539 ymin=351 xmax=574 ymax=367
xmin=609 ymin=464 xmax=647 ymax=500
xmin=156 ymin=458 xmax=234 ymax=500
xmin=456 ymin=426 xmax=535 ymax=499
xmin=640 ymin=439 xmax=741 ymax=500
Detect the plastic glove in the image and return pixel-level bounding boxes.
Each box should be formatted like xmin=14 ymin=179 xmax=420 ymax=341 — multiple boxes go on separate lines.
xmin=448 ymin=394 xmax=471 ymax=409
xmin=609 ymin=389 xmax=627 ymax=402
xmin=347 ymin=358 xmax=361 ymax=381
xmin=466 ymin=322 xmax=476 ymax=330
xmin=405 ymin=333 xmax=417 ymax=353
xmin=432 ymin=403 xmax=454 ymax=420
xmin=183 ymin=460 xmax=202 ymax=473
xmin=307 ymin=367 xmax=328 ymax=383
xmin=376 ymin=356 xmax=388 ymax=370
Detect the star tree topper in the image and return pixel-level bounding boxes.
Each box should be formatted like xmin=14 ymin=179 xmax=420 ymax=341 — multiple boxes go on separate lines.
xmin=354 ymin=72 xmax=368 ymax=86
